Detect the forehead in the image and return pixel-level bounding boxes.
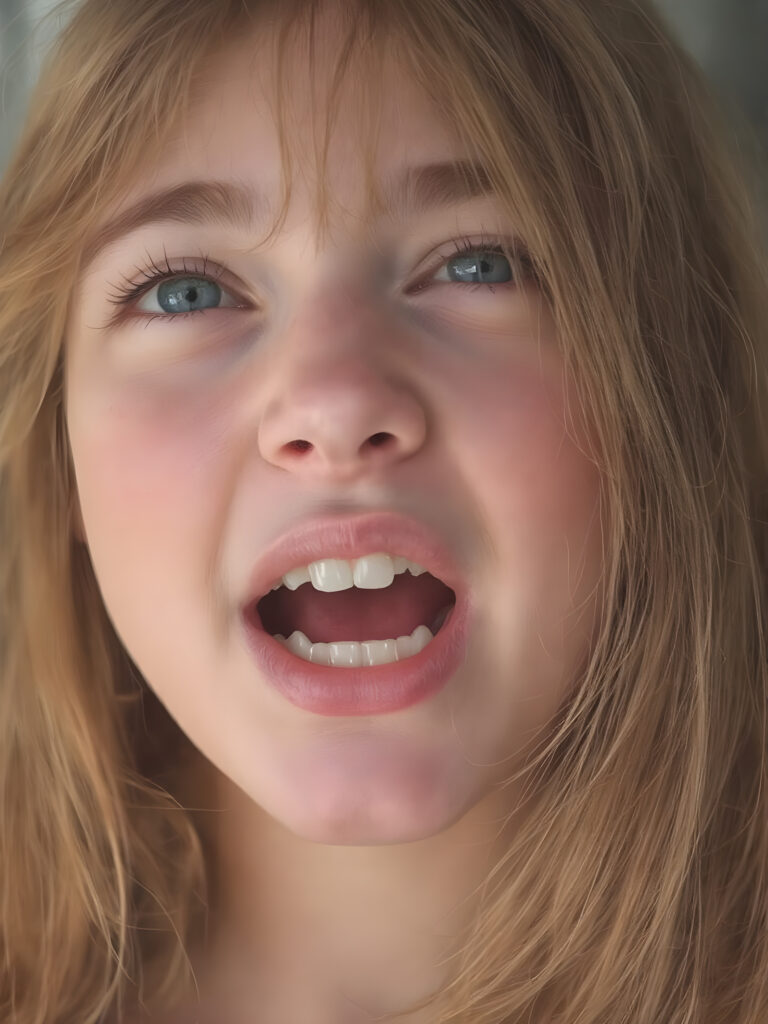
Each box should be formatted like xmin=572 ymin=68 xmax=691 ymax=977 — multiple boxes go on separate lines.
xmin=119 ymin=21 xmax=468 ymax=225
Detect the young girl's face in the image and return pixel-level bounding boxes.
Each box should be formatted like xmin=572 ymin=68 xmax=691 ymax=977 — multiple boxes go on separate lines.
xmin=64 ymin=18 xmax=604 ymax=844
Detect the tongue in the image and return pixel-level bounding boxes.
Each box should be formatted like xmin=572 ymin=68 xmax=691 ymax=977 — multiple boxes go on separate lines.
xmin=263 ymin=573 xmax=454 ymax=643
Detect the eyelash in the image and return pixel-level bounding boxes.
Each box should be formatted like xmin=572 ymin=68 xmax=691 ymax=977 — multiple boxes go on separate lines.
xmin=104 ymin=235 xmax=535 ymax=328
xmin=105 ymin=251 xmax=226 ymax=328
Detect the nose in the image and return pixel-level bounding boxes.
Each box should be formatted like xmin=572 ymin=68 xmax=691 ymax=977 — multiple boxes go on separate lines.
xmin=257 ymin=295 xmax=428 ymax=484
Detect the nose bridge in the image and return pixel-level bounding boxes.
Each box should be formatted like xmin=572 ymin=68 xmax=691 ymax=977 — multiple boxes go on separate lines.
xmin=276 ymin=276 xmax=390 ymax=380
xmin=295 ymin=280 xmax=376 ymax=349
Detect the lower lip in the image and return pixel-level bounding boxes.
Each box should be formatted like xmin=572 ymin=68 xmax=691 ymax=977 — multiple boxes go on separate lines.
xmin=241 ymin=594 xmax=471 ymax=716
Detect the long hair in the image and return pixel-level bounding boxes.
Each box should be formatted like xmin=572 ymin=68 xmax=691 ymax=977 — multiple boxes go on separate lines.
xmin=1 ymin=0 xmax=767 ymax=1021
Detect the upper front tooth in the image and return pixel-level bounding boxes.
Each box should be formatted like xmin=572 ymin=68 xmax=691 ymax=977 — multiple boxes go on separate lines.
xmin=308 ymin=558 xmax=354 ymax=592
xmin=277 ymin=552 xmax=427 ymax=594
xmin=353 ymin=553 xmax=395 ymax=589
xmin=282 ymin=565 xmax=311 ymax=591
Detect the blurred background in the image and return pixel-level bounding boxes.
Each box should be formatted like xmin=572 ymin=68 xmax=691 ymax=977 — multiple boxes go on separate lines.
xmin=1 ymin=0 xmax=767 ymax=178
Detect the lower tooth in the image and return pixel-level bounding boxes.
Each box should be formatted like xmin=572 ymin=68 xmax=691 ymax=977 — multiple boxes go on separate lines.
xmin=360 ymin=639 xmax=397 ymax=666
xmin=276 ymin=624 xmax=434 ymax=666
xmin=310 ymin=642 xmax=332 ymax=666
xmin=326 ymin=641 xmax=364 ymax=667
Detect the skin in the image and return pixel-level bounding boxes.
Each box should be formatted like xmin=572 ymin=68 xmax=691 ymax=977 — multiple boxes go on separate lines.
xmin=65 ymin=10 xmax=604 ymax=1022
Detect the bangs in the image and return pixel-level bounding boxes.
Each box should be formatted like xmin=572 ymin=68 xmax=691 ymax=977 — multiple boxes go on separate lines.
xmin=211 ymin=0 xmax=535 ymax=257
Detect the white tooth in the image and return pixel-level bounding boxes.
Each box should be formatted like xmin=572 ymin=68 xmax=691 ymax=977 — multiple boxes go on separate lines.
xmin=309 ymin=641 xmax=332 ymax=665
xmin=327 ymin=642 xmax=363 ymax=667
xmin=353 ymin=552 xmax=395 ymax=589
xmin=276 ymin=622 xmax=436 ymax=667
xmin=285 ymin=630 xmax=312 ymax=658
xmin=394 ymin=623 xmax=433 ymax=660
xmin=395 ymin=632 xmax=417 ymax=659
xmin=410 ymin=624 xmax=433 ymax=653
xmin=276 ymin=554 xmax=430 ymax=593
xmin=361 ymin=638 xmax=398 ymax=666
xmin=309 ymin=558 xmax=354 ymax=592
xmin=274 ymin=634 xmax=287 ymax=643
xmin=283 ymin=565 xmax=311 ymax=591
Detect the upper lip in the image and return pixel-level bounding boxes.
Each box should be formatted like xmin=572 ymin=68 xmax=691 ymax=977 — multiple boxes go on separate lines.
xmin=241 ymin=510 xmax=466 ymax=609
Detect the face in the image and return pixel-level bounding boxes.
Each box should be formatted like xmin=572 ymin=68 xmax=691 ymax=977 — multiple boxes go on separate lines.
xmin=65 ymin=15 xmax=604 ymax=845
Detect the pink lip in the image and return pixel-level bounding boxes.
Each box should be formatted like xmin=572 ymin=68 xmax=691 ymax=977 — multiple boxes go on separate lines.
xmin=241 ymin=510 xmax=468 ymax=607
xmin=242 ymin=593 xmax=471 ymax=716
xmin=239 ymin=510 xmax=473 ymax=716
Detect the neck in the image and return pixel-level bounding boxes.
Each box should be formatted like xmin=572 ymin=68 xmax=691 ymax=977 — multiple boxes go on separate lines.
xmin=187 ymin=767 xmax=529 ymax=1023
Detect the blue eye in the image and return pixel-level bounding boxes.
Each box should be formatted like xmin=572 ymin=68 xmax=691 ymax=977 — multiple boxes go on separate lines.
xmin=160 ymin=277 xmax=218 ymax=313
xmin=136 ymin=275 xmax=242 ymax=316
xmin=439 ymin=249 xmax=513 ymax=285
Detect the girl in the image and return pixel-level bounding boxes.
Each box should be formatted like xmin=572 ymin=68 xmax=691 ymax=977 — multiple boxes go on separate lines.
xmin=1 ymin=0 xmax=767 ymax=1021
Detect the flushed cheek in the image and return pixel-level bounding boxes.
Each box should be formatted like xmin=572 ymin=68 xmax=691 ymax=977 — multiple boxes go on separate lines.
xmin=452 ymin=358 xmax=602 ymax=648
xmin=455 ymin=355 xmax=596 ymax=503
xmin=69 ymin=382 xmax=231 ymax=588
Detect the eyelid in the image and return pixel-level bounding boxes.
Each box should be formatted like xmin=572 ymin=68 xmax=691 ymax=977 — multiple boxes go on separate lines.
xmin=408 ymin=232 xmax=532 ymax=292
xmin=103 ymin=232 xmax=531 ymax=329
xmin=103 ymin=252 xmax=253 ymax=328
xmin=133 ymin=271 xmax=245 ymax=312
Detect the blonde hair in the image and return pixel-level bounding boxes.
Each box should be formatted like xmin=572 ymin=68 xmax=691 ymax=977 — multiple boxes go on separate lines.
xmin=1 ymin=0 xmax=767 ymax=1021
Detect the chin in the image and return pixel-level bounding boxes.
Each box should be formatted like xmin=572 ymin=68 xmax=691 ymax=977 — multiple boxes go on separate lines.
xmin=277 ymin=803 xmax=468 ymax=846
xmin=247 ymin=743 xmax=480 ymax=846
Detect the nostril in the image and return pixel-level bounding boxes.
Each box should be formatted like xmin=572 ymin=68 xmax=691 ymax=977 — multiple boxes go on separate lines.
xmin=286 ymin=434 xmax=391 ymax=455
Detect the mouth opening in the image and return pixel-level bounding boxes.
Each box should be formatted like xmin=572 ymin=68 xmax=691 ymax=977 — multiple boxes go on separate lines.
xmin=254 ymin=571 xmax=456 ymax=644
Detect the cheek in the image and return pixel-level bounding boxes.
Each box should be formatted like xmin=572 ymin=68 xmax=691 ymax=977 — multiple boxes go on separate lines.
xmin=452 ymin=356 xmax=603 ymax=650
xmin=67 ymin=382 xmax=229 ymax=589
xmin=457 ymin=358 xmax=599 ymax=521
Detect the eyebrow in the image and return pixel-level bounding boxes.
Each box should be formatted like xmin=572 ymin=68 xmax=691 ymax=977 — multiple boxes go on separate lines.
xmin=80 ymin=159 xmax=497 ymax=270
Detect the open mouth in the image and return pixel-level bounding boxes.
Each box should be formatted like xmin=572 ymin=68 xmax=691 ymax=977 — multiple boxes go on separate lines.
xmin=252 ymin=568 xmax=456 ymax=668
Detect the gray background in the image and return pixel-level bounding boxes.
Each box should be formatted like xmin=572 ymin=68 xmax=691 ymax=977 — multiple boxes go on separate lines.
xmin=1 ymin=0 xmax=767 ymax=178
